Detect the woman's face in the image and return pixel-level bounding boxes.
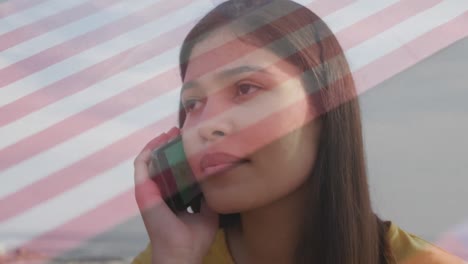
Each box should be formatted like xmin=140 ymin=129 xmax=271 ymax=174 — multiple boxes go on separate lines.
xmin=181 ymin=27 xmax=322 ymax=214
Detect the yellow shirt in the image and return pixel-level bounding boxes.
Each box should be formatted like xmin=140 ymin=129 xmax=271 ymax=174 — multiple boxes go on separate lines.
xmin=131 ymin=222 xmax=465 ymax=263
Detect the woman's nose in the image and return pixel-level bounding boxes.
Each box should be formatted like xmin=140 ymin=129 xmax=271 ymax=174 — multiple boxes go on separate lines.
xmin=199 ymin=125 xmax=227 ymax=142
xmin=197 ymin=98 xmax=233 ymax=142
xmin=198 ymin=115 xmax=233 ymax=142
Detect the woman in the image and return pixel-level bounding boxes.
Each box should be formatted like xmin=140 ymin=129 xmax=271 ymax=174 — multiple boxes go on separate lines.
xmin=132 ymin=1 xmax=464 ymax=263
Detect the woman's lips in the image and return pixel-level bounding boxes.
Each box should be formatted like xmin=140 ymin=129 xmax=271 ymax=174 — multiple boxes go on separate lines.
xmin=200 ymin=152 xmax=249 ymax=175
xmin=203 ymin=161 xmax=248 ymax=175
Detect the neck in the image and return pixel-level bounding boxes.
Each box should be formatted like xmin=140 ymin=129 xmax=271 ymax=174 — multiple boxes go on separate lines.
xmin=227 ymin=182 xmax=309 ymax=264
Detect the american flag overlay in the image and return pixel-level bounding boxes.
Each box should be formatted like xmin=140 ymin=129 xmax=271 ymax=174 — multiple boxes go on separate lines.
xmin=0 ymin=0 xmax=467 ymax=262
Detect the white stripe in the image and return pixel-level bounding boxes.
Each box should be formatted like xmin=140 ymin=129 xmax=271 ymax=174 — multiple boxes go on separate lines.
xmin=0 ymin=0 xmax=87 ymax=35
xmin=0 ymin=0 xmax=213 ymax=107
xmin=0 ymin=0 xmax=162 ymax=69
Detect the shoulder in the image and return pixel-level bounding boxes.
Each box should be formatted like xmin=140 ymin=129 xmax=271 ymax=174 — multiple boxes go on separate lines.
xmin=133 ymin=224 xmax=467 ymax=264
xmin=388 ymin=222 xmax=466 ymax=264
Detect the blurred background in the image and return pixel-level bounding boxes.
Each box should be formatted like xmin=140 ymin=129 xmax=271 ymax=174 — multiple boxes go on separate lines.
xmin=0 ymin=0 xmax=466 ymax=262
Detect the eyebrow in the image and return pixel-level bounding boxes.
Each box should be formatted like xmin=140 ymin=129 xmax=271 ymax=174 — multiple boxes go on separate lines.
xmin=181 ymin=65 xmax=272 ymax=93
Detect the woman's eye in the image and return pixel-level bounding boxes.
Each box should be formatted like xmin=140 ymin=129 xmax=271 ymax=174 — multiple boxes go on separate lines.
xmin=183 ymin=83 xmax=260 ymax=114
xmin=237 ymin=83 xmax=261 ymax=97
xmin=183 ymin=100 xmax=201 ymax=113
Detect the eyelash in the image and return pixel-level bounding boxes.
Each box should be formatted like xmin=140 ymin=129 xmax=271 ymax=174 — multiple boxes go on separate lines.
xmin=183 ymin=82 xmax=262 ymax=113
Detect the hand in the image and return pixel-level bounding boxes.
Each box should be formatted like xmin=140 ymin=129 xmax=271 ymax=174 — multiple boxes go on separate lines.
xmin=133 ymin=127 xmax=219 ymax=263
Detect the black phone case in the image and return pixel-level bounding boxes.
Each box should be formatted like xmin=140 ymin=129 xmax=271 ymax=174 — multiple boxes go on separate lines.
xmin=148 ymin=134 xmax=203 ymax=214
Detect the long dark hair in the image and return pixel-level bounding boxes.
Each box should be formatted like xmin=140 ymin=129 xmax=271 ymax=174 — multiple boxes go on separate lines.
xmin=177 ymin=1 xmax=395 ymax=263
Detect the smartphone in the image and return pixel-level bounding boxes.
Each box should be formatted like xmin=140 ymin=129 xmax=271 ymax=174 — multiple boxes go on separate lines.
xmin=148 ymin=133 xmax=203 ymax=214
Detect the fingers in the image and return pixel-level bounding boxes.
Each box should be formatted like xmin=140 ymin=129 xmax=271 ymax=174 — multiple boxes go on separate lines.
xmin=140 ymin=127 xmax=179 ymax=159
xmin=133 ymin=129 xmax=181 ymax=209
xmin=134 ymin=132 xmax=170 ymax=209
xmin=166 ymin=127 xmax=180 ymax=137
xmin=134 ymin=127 xmax=179 ymax=183
xmin=133 ymin=127 xmax=190 ymax=243
xmin=140 ymin=133 xmax=169 ymax=160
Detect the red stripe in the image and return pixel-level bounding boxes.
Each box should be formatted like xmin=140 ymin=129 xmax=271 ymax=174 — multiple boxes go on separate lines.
xmin=0 ymin=0 xmax=50 ymax=20
xmin=7 ymin=12 xmax=468 ymax=259
xmin=0 ymin=0 xmax=354 ymax=220
xmin=0 ymin=0 xmax=123 ymax=52
xmin=0 ymin=0 xmax=194 ymax=89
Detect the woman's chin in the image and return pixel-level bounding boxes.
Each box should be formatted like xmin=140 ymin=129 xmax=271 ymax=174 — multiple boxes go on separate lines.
xmin=203 ymin=194 xmax=249 ymax=214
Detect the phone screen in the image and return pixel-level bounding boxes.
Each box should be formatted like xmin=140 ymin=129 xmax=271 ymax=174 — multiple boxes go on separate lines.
xmin=162 ymin=137 xmax=199 ymax=205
